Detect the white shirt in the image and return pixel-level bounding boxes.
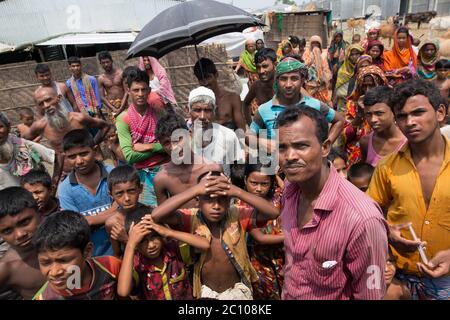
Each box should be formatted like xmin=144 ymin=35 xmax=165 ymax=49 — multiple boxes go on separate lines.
xmin=149 ymin=76 xmax=161 ymax=91
xmin=192 ymin=123 xmax=245 ymax=176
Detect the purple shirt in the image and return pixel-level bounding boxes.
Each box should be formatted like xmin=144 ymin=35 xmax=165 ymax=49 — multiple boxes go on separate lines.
xmin=281 ymin=165 xmax=388 ymax=300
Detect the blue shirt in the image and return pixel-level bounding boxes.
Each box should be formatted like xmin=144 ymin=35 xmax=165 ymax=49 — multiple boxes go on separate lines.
xmin=66 ymin=75 xmax=103 ymax=111
xmin=58 ymin=162 xmax=113 ymax=257
xmin=250 ymin=95 xmax=336 ymax=139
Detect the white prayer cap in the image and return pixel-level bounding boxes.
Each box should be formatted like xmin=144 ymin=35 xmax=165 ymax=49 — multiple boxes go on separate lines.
xmin=188 ymin=86 xmax=217 ymax=112
xmin=188 ymin=86 xmax=216 ymax=104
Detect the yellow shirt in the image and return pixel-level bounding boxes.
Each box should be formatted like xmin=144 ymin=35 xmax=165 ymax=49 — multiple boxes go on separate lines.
xmin=367 ymin=136 xmax=450 ymax=276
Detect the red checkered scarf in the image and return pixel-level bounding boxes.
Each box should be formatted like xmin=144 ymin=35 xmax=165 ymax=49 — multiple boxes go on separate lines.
xmin=127 ymin=104 xmax=157 ymax=144
xmin=70 ymin=74 xmax=98 ymax=113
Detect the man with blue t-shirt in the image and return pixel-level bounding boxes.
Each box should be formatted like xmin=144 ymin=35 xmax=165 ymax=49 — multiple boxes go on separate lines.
xmin=247 ymin=57 xmax=344 ymax=154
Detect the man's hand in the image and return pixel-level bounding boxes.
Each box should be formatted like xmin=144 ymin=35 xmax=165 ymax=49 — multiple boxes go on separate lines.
xmin=388 ymin=223 xmax=427 ymax=253
xmin=417 ymin=249 xmax=450 ymax=278
xmin=127 ymin=222 xmax=150 ymax=248
xmin=111 ymin=222 xmax=128 ymax=242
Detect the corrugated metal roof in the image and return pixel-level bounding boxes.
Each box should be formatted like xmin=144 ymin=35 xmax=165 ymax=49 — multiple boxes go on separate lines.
xmin=318 ymin=0 xmax=401 ymax=19
xmin=0 ymin=0 xmax=184 ymax=49
xmin=37 ymin=32 xmax=137 ymax=46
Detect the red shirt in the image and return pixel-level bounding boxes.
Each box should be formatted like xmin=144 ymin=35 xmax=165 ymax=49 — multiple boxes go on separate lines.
xmin=133 ymin=240 xmax=192 ymax=300
xmin=281 ymin=166 xmax=388 ymax=300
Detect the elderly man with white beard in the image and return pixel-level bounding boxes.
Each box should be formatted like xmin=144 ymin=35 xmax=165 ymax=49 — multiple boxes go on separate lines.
xmin=25 ymin=86 xmax=110 ymax=179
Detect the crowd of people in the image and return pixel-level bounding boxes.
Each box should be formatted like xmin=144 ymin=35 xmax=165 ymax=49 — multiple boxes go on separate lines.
xmin=0 ymin=25 xmax=449 ymax=301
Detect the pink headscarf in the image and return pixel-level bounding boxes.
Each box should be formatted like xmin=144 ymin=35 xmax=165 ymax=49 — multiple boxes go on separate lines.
xmin=138 ymin=56 xmax=176 ymax=105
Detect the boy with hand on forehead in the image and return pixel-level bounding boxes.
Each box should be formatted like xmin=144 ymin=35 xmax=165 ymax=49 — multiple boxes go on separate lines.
xmin=33 ymin=211 xmax=121 ymax=300
xmin=117 ymin=206 xmax=209 ymax=300
xmin=148 ymin=171 xmax=280 ymax=300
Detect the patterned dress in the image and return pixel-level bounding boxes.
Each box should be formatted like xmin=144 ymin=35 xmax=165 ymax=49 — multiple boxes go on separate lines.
xmin=237 ymin=194 xmax=284 ymax=300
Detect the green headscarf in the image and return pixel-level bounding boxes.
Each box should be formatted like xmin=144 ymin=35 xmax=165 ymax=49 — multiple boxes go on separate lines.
xmin=239 ymin=40 xmax=257 ymax=73
xmin=274 ymin=57 xmax=317 ymax=94
xmin=335 ymin=44 xmax=365 ymax=89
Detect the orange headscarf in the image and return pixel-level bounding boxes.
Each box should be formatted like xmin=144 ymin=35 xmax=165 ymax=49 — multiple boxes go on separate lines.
xmin=384 ymin=28 xmax=417 ymax=71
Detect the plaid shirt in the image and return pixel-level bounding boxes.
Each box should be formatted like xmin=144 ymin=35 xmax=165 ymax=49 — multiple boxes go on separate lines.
xmin=133 ymin=240 xmax=192 ymax=300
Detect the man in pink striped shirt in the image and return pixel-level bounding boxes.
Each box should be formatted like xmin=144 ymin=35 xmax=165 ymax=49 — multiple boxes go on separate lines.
xmin=276 ymin=104 xmax=388 ymax=299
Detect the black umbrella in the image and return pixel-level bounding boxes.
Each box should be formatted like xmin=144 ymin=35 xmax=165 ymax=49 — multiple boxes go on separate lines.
xmin=127 ymin=0 xmax=264 ymax=59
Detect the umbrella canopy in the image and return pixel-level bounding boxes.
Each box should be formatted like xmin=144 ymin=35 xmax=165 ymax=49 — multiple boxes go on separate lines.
xmin=127 ymin=0 xmax=264 ymax=59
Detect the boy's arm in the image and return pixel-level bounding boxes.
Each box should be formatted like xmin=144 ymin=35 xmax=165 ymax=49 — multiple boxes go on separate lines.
xmin=85 ymin=204 xmax=118 ymax=227
xmin=243 ymin=85 xmax=257 ymax=125
xmin=153 ymin=172 xmax=169 ymax=205
xmin=249 ymin=228 xmax=284 ymax=245
xmin=78 ymin=112 xmax=111 ymax=145
xmin=60 ymin=83 xmax=79 ymax=112
xmin=231 ymin=186 xmax=279 ymax=222
xmin=360 ymin=135 xmax=369 ymax=162
xmin=22 ymin=120 xmax=45 ymax=141
xmin=151 ymin=185 xmax=201 ymax=225
xmin=119 ymin=75 xmax=129 ymax=111
xmin=231 ymin=94 xmax=246 ymax=131
xmin=91 ymin=77 xmax=103 ymax=111
xmin=0 ymin=261 xmax=10 ymax=289
xmin=327 ymin=109 xmax=345 ymax=145
xmin=204 ymin=174 xmax=279 ymax=222
xmin=117 ymin=222 xmax=149 ymax=298
xmin=147 ymin=222 xmax=210 ymax=252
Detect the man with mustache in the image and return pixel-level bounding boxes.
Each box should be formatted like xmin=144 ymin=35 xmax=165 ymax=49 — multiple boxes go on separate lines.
xmin=24 ymin=87 xmax=110 ymax=181
xmin=247 ymin=57 xmax=344 ymax=154
xmin=277 ymin=104 xmax=388 ymax=299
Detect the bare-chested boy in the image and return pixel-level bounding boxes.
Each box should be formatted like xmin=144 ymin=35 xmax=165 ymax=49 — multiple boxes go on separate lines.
xmin=34 ymin=63 xmax=78 ymax=113
xmin=243 ymin=48 xmax=278 ymax=124
xmin=148 ymin=171 xmax=280 ymax=299
xmin=434 ymin=59 xmax=450 ymax=103
xmin=16 ymin=108 xmax=41 ymax=142
xmin=97 ymin=51 xmax=128 ymax=118
xmin=194 ymin=58 xmax=246 ymax=131
xmin=153 ymin=113 xmax=222 ymax=208
xmin=0 ymin=187 xmax=45 ymax=300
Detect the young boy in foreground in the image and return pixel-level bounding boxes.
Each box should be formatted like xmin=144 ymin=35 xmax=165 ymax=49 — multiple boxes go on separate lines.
xmin=33 ymin=211 xmax=121 ymax=300
xmin=117 ymin=206 xmax=209 ymax=300
xmin=149 ymin=171 xmax=280 ymax=300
